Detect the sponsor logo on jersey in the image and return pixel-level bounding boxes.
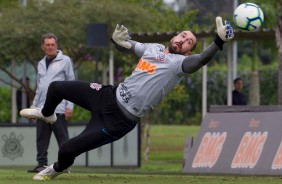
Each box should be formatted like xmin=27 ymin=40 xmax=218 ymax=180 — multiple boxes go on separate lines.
xmin=136 ymin=58 xmax=156 ymax=74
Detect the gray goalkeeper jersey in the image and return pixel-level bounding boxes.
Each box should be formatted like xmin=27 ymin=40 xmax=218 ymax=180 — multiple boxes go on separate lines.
xmin=116 ymin=42 xmax=186 ymax=117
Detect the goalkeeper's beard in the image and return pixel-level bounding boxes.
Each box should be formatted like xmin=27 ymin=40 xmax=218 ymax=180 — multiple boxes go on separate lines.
xmin=168 ymin=42 xmax=181 ymax=55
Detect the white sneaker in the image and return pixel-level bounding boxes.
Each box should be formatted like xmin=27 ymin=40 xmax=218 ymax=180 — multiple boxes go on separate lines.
xmin=33 ymin=164 xmax=62 ymax=181
xmin=20 ymin=107 xmax=57 ymax=124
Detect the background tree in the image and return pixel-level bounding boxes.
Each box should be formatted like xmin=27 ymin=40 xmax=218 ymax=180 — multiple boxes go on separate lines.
xmin=275 ymin=1 xmax=282 ymax=104
xmin=250 ymin=0 xmax=282 ymax=104
xmin=0 ymin=0 xmax=197 ymax=90
xmin=0 ymin=0 xmax=199 ymax=162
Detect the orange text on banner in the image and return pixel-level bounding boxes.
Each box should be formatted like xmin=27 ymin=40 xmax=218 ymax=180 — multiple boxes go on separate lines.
xmin=272 ymin=140 xmax=282 ymax=169
xmin=192 ymin=132 xmax=227 ymax=168
xmin=231 ymin=131 xmax=268 ymax=169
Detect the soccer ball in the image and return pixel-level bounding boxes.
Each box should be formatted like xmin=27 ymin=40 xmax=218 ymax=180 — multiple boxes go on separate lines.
xmin=233 ymin=3 xmax=264 ymax=31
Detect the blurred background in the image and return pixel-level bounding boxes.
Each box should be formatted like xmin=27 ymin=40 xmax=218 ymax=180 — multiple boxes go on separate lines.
xmin=0 ymin=0 xmax=279 ymax=126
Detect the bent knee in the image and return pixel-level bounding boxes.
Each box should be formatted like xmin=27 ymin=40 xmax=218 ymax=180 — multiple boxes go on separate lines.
xmin=48 ymin=81 xmax=64 ymax=92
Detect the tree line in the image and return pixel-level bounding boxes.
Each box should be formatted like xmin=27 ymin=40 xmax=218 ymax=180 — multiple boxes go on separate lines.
xmin=0 ymin=0 xmax=280 ymax=124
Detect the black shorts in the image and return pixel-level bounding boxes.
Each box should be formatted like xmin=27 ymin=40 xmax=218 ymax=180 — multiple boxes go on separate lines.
xmin=89 ymin=84 xmax=137 ymax=140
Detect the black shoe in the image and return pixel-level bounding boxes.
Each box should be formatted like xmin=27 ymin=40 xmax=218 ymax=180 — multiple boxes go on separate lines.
xmin=27 ymin=165 xmax=46 ymax=173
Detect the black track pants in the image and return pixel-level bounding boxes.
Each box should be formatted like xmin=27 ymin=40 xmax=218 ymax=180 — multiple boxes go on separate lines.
xmin=36 ymin=114 xmax=68 ymax=166
xmin=41 ymin=80 xmax=137 ymax=171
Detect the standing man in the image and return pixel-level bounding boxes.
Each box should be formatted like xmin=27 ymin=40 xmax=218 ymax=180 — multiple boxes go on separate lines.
xmin=232 ymin=77 xmax=247 ymax=105
xmin=27 ymin=33 xmax=75 ymax=173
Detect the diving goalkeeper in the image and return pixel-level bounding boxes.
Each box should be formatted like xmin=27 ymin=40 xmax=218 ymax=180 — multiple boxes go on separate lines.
xmin=20 ymin=16 xmax=234 ymax=180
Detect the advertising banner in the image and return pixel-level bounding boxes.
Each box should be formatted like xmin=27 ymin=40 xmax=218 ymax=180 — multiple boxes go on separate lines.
xmin=183 ymin=111 xmax=282 ymax=175
xmin=0 ymin=123 xmax=139 ymax=167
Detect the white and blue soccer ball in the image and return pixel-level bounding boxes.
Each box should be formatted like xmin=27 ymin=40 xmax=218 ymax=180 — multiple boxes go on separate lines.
xmin=233 ymin=3 xmax=264 ymax=31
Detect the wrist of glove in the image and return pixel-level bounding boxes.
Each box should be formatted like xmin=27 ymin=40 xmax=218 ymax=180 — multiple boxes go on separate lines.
xmin=214 ymin=35 xmax=225 ymax=50
xmin=112 ymin=24 xmax=132 ymax=49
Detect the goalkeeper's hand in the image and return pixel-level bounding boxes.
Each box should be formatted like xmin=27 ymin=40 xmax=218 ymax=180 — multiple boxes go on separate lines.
xmin=216 ymin=16 xmax=234 ymax=41
xmin=112 ymin=24 xmax=132 ymax=49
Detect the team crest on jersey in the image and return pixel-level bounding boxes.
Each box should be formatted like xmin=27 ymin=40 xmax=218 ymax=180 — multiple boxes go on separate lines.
xmin=90 ymin=83 xmax=102 ymax=91
xmin=157 ymin=45 xmax=164 ymax=51
xmin=156 ymin=53 xmax=166 ymax=62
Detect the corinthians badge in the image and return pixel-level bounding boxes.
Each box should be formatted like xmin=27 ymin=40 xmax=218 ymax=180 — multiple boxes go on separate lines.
xmin=2 ymin=132 xmax=24 ymax=160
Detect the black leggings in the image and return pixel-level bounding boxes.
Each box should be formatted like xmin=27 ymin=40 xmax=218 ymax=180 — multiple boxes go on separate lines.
xmin=42 ymin=81 xmax=137 ymax=171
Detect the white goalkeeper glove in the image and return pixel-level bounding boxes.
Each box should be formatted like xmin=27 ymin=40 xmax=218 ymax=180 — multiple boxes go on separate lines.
xmin=112 ymin=24 xmax=132 ymax=49
xmin=216 ymin=16 xmax=234 ymax=41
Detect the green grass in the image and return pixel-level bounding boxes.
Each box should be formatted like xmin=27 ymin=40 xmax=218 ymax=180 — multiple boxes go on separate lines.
xmin=1 ymin=166 xmax=282 ymax=184
xmin=140 ymin=125 xmax=199 ymax=172
xmin=147 ymin=125 xmax=199 ymax=161
xmin=1 ymin=125 xmax=282 ymax=184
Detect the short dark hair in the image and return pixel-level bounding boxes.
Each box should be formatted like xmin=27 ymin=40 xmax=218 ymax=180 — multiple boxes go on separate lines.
xmin=41 ymin=33 xmax=58 ymax=44
xmin=234 ymin=77 xmax=242 ymax=84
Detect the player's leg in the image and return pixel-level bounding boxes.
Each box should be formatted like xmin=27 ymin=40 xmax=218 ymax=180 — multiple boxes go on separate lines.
xmin=33 ymin=120 xmax=137 ymax=180
xmin=54 ymin=113 xmax=112 ymax=171
xmin=54 ymin=90 xmax=138 ymax=171
xmin=33 ymin=113 xmax=111 ymax=180
xmin=41 ymin=80 xmax=95 ymax=117
xmin=33 ymin=85 xmax=138 ymax=180
xmin=51 ymin=114 xmax=71 ymax=173
xmin=21 ymin=80 xmax=98 ymax=123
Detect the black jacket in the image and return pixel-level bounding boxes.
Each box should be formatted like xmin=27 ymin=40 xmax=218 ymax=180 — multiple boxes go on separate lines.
xmin=232 ymin=90 xmax=247 ymax=105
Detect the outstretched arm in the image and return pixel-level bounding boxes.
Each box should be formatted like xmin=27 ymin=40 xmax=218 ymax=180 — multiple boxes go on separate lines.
xmin=182 ymin=40 xmax=221 ymax=74
xmin=182 ymin=17 xmax=234 ymax=74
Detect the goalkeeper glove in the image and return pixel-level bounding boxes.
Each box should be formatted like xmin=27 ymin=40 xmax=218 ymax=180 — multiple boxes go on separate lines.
xmin=112 ymin=24 xmax=132 ymax=49
xmin=216 ymin=16 xmax=234 ymax=41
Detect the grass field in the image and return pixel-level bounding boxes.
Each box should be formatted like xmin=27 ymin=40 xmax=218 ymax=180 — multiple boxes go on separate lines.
xmin=1 ymin=125 xmax=282 ymax=184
